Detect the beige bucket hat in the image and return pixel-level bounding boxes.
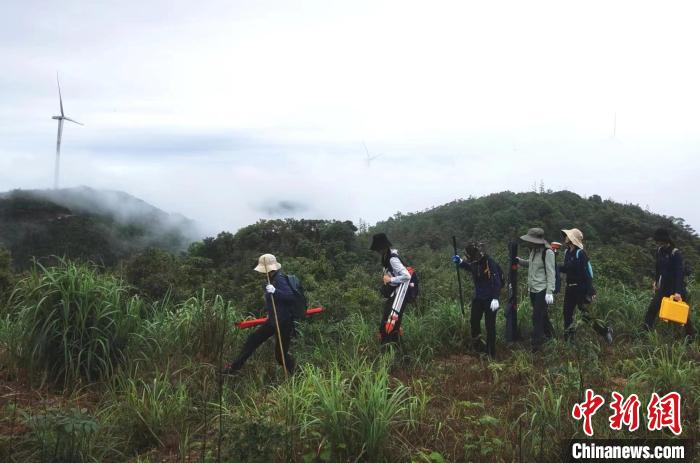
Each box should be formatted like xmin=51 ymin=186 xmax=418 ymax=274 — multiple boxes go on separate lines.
xmin=561 ymin=228 xmax=584 ymax=249
xmin=254 ymin=254 xmax=282 ymax=273
xmin=520 ymin=228 xmax=550 ymax=247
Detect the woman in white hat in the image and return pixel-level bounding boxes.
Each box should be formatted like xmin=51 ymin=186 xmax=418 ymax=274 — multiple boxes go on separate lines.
xmin=560 ymin=228 xmax=612 ymax=344
xmin=223 ymin=254 xmax=296 ymax=374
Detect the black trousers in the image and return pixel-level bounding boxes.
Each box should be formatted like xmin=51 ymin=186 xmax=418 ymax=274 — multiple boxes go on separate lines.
xmin=379 ymin=294 xmax=409 ymax=344
xmin=643 ymin=292 xmax=695 ymax=337
xmin=563 ymin=285 xmax=609 ymax=339
xmin=471 ymin=298 xmax=497 ymax=357
xmin=530 ymin=290 xmax=554 ymax=349
xmin=230 ymin=319 xmax=295 ymax=373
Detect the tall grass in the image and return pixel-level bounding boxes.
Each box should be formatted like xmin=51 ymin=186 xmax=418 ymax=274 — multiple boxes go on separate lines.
xmin=6 ymin=259 xmax=141 ymax=386
xmin=268 ymin=356 xmax=423 ymax=462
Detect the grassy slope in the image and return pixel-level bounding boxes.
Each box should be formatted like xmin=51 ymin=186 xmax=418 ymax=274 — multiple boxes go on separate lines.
xmin=0 ymin=190 xmax=699 ymax=462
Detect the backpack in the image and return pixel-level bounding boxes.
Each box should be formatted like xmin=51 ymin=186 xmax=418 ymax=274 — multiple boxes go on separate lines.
xmin=541 ymin=248 xmax=561 ymax=294
xmin=405 ymin=266 xmax=420 ymax=303
xmin=484 ymin=258 xmax=505 ymax=289
xmin=576 ymin=249 xmax=594 ymax=279
xmin=285 ymin=274 xmax=308 ymax=320
xmin=384 ymin=253 xmax=420 ymax=303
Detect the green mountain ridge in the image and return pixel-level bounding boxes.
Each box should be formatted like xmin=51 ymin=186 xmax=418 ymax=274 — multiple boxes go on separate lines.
xmin=0 ymin=187 xmax=199 ymax=269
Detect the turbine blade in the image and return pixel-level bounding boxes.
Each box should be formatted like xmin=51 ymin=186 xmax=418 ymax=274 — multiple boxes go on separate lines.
xmin=57 ymin=73 xmax=64 ymax=117
xmin=64 ymin=117 xmax=84 ymax=126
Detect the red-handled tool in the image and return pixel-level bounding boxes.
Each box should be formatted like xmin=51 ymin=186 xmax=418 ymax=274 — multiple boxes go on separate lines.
xmin=235 ymin=307 xmax=324 ymax=329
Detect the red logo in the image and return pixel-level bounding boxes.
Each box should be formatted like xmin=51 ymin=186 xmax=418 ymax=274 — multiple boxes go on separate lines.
xmin=608 ymin=392 xmax=641 ymax=432
xmin=647 ymin=392 xmax=682 ymax=435
xmin=572 ymin=389 xmax=606 ymax=436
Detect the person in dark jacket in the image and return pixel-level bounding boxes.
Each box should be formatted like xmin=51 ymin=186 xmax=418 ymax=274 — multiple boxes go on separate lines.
xmin=371 ymin=233 xmax=412 ymax=344
xmin=223 ymin=254 xmax=296 ymax=374
xmin=452 ymin=243 xmax=503 ymax=357
xmin=559 ymin=228 xmax=613 ymax=343
xmin=643 ymin=228 xmax=696 ymax=338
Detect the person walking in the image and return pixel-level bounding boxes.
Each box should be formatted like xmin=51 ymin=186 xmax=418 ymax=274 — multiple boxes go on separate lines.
xmin=223 ymin=254 xmax=296 ymax=374
xmin=452 ymin=243 xmax=503 ymax=357
xmin=559 ymin=228 xmax=613 ymax=343
xmin=643 ymin=228 xmax=696 ymax=339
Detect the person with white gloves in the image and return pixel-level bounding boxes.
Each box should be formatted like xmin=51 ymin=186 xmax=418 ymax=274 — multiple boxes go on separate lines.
xmin=452 ymin=242 xmax=503 ymax=358
xmin=515 ymin=228 xmax=556 ymax=352
xmin=223 ymin=254 xmax=296 ymax=375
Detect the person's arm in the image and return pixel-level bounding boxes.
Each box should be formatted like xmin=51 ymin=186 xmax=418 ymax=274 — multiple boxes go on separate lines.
xmin=672 ymin=251 xmax=684 ymax=298
xmin=389 ymin=256 xmax=411 ymax=284
xmin=516 ymin=257 xmax=529 ymax=268
xmin=544 ymin=249 xmax=556 ymax=294
xmin=459 ymin=260 xmax=473 ymax=271
xmin=490 ymin=258 xmax=503 ymax=297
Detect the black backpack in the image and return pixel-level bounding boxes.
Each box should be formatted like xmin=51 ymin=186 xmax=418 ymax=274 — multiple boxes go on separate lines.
xmin=285 ymin=274 xmax=308 ymax=320
xmin=383 ymin=253 xmax=420 ymax=303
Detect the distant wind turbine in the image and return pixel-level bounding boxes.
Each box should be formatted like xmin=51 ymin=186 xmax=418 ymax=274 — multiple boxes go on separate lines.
xmin=363 ymin=141 xmax=382 ymax=167
xmin=52 ymin=73 xmax=83 ymax=189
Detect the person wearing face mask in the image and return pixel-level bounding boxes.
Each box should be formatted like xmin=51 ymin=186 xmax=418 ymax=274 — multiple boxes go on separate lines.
xmin=642 ymin=228 xmax=696 ymax=339
xmin=515 ymin=228 xmax=556 ymax=351
xmin=559 ymin=228 xmax=613 ymax=344
xmin=452 ymin=243 xmax=503 ymax=357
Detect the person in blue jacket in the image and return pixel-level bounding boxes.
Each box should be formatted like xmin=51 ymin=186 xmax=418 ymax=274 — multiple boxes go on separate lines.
xmin=223 ymin=254 xmax=296 ymax=374
xmin=559 ymin=228 xmax=613 ymax=343
xmin=643 ymin=228 xmax=696 ymax=339
xmin=452 ymin=243 xmax=503 ymax=357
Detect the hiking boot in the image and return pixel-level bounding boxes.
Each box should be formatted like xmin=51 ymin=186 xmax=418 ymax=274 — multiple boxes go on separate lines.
xmin=605 ymin=327 xmax=614 ymax=345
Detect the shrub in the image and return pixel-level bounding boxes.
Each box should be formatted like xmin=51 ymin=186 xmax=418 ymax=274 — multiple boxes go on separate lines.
xmin=7 ymin=259 xmax=142 ymax=386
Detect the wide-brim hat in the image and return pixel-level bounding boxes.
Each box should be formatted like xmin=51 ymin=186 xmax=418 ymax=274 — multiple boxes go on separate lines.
xmin=370 ymin=233 xmax=392 ymax=251
xmin=561 ymin=228 xmax=584 ymax=249
xmin=520 ymin=228 xmax=550 ymax=247
xmin=254 ymin=254 xmax=282 ymax=273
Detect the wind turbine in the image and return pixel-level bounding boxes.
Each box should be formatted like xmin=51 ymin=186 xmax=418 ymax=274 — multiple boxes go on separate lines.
xmin=52 ymin=74 xmax=83 ymax=189
xmin=363 ymin=141 xmax=382 ymax=167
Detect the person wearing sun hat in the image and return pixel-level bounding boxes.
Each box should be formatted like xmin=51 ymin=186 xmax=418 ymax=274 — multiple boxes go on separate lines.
xmin=223 ymin=254 xmax=297 ymax=374
xmin=559 ymin=228 xmax=613 ymax=344
xmin=370 ymin=233 xmax=413 ymax=344
xmin=642 ymin=228 xmax=696 ymax=339
xmin=515 ymin=227 xmax=556 ymax=351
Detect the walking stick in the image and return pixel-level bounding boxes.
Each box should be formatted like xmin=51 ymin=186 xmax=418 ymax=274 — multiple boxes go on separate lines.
xmin=263 ymin=256 xmax=289 ymax=379
xmin=452 ymin=236 xmax=465 ymax=315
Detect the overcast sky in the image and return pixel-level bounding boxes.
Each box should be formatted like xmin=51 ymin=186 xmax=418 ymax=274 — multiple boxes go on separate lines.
xmin=1 ymin=0 xmax=698 ymax=236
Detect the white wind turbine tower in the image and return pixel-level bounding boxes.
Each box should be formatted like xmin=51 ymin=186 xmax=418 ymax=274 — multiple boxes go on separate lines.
xmin=363 ymin=141 xmax=382 ymax=167
xmin=52 ymin=74 xmax=83 ymax=189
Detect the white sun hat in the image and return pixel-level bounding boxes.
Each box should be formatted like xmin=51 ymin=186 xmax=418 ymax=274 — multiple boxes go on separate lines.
xmin=254 ymin=254 xmax=282 ymax=273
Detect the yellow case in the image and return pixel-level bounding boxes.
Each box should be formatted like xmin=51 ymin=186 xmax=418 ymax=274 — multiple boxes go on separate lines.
xmin=659 ymin=297 xmax=690 ymax=325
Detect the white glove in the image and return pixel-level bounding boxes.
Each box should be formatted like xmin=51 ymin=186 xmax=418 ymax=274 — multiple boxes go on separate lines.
xmin=266 ymin=284 xmax=276 ymax=294
xmin=490 ymin=299 xmax=499 ymax=311
xmin=545 ymin=293 xmax=554 ymax=305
